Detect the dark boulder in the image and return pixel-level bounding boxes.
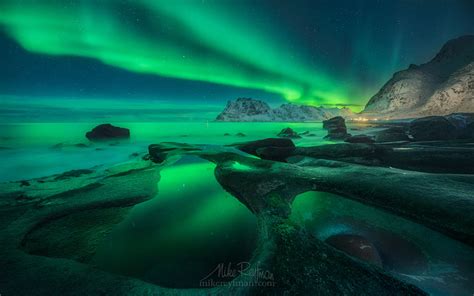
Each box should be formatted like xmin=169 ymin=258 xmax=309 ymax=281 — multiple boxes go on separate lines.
xmin=345 ymin=134 xmax=375 ymax=144
xmin=445 ymin=113 xmax=474 ymax=139
xmin=86 ymin=124 xmax=130 ymax=141
xmin=232 ymin=138 xmax=295 ymax=157
xmin=382 ymin=144 xmax=474 ymax=174
xmin=290 ymin=143 xmax=389 ymax=167
xmin=409 ymin=116 xmax=457 ymax=141
xmin=375 ymin=126 xmax=409 ymax=142
xmin=277 ymin=127 xmax=301 ymax=139
xmin=236 ymin=132 xmax=246 ymax=137
xmin=468 ymin=122 xmax=474 ymax=138
xmin=445 ymin=113 xmax=474 ymax=128
xmin=255 ymin=147 xmax=296 ymax=162
xmin=323 ymin=116 xmax=349 ymax=140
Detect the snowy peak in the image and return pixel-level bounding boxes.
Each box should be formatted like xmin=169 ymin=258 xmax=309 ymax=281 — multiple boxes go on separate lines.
xmin=216 ymin=98 xmax=353 ymax=122
xmin=215 ymin=98 xmax=272 ymax=121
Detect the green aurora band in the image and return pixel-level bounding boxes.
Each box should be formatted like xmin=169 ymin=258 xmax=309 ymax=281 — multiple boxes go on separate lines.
xmin=0 ymin=0 xmax=358 ymax=106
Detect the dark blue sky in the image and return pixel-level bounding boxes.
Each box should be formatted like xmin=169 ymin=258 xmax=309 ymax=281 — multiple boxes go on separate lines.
xmin=0 ymin=0 xmax=473 ymax=108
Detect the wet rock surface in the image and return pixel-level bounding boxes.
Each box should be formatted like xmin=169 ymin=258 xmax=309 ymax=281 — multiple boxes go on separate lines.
xmin=408 ymin=113 xmax=474 ymax=141
xmin=3 ymin=134 xmax=474 ymax=295
xmin=323 ymin=116 xmax=350 ymax=140
xmin=374 ymin=126 xmax=410 ymax=142
xmin=345 ymin=134 xmax=375 ymax=144
xmin=409 ymin=116 xmax=457 ymax=141
xmin=231 ymin=138 xmax=295 ymax=156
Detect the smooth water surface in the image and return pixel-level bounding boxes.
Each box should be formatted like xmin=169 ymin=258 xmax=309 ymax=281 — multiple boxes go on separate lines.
xmin=0 ymin=121 xmax=332 ymax=181
xmin=94 ymin=156 xmax=258 ymax=288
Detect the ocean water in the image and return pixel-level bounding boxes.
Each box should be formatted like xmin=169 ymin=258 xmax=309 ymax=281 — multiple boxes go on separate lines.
xmin=0 ymin=121 xmax=331 ymax=182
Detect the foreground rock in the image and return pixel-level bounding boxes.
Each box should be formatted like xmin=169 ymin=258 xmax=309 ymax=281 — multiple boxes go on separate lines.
xmin=408 ymin=113 xmax=474 ymax=141
xmin=215 ymin=97 xmax=353 ymax=122
xmin=286 ymin=142 xmax=474 ymax=174
xmin=375 ymin=126 xmax=410 ymax=142
xmin=325 ymin=234 xmax=383 ymax=267
xmin=230 ymin=138 xmax=295 ymax=162
xmin=85 ymin=123 xmax=130 ymax=141
xmin=0 ymin=144 xmax=427 ymax=296
xmin=241 ymin=136 xmax=474 ymax=173
xmin=409 ymin=116 xmax=457 ymax=141
xmin=345 ymin=134 xmax=375 ymax=144
xmin=215 ymin=151 xmax=474 ymax=247
xmin=446 ymin=113 xmax=474 ymax=139
xmin=147 ymin=141 xmax=474 ymax=248
xmin=323 ymin=116 xmax=350 ymax=140
xmin=362 ymin=35 xmax=474 ymax=119
xmin=367 ymin=113 xmax=474 ymax=143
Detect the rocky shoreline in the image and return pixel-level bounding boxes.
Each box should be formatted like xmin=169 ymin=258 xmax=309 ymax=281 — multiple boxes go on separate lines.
xmin=2 ymin=117 xmax=474 ymax=294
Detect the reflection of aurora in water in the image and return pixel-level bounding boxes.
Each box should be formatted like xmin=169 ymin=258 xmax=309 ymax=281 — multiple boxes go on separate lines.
xmin=94 ymin=156 xmax=258 ymax=288
xmin=290 ymin=191 xmax=474 ymax=296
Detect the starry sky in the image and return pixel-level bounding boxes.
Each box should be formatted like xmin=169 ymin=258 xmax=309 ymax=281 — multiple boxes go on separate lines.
xmin=0 ymin=0 xmax=473 ymax=114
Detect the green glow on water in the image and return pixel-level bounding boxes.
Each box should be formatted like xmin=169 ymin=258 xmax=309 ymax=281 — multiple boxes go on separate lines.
xmin=94 ymin=158 xmax=257 ymax=287
xmin=231 ymin=161 xmax=253 ymax=172
xmin=0 ymin=121 xmax=332 ymax=182
xmin=0 ymin=1 xmax=358 ymax=106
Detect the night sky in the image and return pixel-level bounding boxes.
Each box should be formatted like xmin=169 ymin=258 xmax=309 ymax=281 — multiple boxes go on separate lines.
xmin=1 ymin=0 xmax=473 ymax=113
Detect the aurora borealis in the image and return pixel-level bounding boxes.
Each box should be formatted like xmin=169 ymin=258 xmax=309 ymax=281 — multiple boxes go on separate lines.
xmin=0 ymin=0 xmax=473 ymax=110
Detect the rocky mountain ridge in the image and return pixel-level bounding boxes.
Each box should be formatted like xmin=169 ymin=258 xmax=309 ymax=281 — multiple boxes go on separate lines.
xmin=362 ymin=35 xmax=474 ymax=119
xmin=216 ymin=98 xmax=353 ymax=122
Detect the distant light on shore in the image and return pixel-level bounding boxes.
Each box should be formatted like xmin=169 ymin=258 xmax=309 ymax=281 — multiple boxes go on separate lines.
xmin=350 ymin=117 xmax=379 ymax=122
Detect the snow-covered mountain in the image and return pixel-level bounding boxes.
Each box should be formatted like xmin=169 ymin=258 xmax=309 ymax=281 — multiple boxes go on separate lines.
xmin=215 ymin=98 xmax=353 ymax=122
xmin=362 ymin=35 xmax=474 ymax=119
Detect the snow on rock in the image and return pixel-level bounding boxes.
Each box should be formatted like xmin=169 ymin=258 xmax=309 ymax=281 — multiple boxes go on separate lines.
xmin=362 ymin=35 xmax=474 ymax=119
xmin=216 ymin=98 xmax=353 ymax=122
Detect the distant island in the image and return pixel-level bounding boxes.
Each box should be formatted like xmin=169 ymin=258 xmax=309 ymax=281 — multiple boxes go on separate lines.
xmin=215 ymin=98 xmax=353 ymax=122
